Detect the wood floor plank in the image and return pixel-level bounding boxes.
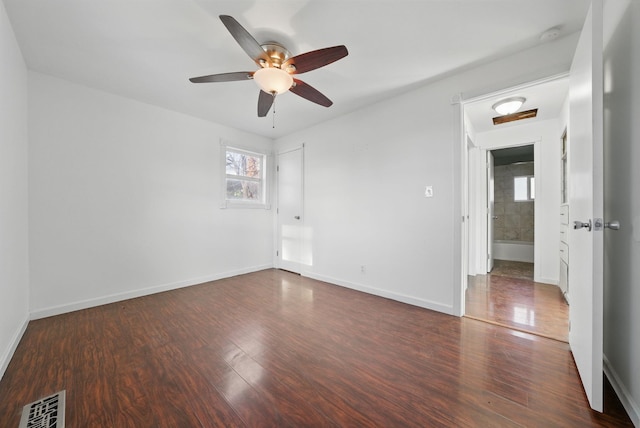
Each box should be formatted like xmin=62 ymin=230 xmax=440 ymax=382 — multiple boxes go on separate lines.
xmin=189 ymin=346 xmax=284 ymax=427
xmin=0 ymin=269 xmax=632 ymax=427
xmin=253 ymin=347 xmax=381 ymax=427
xmin=466 ymin=260 xmax=570 ymax=342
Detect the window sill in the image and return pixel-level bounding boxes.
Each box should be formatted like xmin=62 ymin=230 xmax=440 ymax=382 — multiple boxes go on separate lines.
xmin=221 ymin=201 xmax=271 ymax=210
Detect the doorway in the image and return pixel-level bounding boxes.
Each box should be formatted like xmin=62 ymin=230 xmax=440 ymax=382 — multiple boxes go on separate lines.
xmin=460 ymin=76 xmax=570 ymax=342
xmin=490 ymin=145 xmax=535 ymax=272
xmin=467 ymin=143 xmax=569 ymax=342
xmin=459 ymin=2 xmax=615 ymax=411
xmin=276 ymin=146 xmax=307 ymax=274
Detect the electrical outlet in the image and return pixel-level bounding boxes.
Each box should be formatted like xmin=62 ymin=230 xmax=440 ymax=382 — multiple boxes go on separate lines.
xmin=360 ymin=265 xmax=366 ymax=274
xmin=425 ymin=186 xmax=434 ymax=198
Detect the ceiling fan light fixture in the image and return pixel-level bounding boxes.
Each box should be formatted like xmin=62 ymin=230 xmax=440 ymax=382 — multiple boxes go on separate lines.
xmin=190 ymin=16 xmax=348 ymax=117
xmin=253 ymin=67 xmax=293 ymax=95
xmin=492 ymin=96 xmax=526 ymax=115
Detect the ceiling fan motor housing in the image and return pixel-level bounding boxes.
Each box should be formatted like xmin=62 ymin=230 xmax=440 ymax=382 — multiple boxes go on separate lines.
xmin=260 ymin=43 xmax=294 ymax=71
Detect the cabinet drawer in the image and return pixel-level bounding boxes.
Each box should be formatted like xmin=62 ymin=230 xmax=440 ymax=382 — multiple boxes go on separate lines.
xmin=560 ymin=225 xmax=569 ymax=244
xmin=560 ymin=241 xmax=569 ymax=264
xmin=560 ymin=205 xmax=569 ymax=225
xmin=560 ymin=259 xmax=569 ymax=296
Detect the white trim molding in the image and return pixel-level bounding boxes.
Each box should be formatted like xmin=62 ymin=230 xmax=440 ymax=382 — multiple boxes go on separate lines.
xmin=303 ymin=272 xmax=455 ymax=315
xmin=0 ymin=315 xmax=29 ymax=381
xmin=30 ymin=264 xmax=273 ymax=320
xmin=604 ymin=355 xmax=640 ymax=426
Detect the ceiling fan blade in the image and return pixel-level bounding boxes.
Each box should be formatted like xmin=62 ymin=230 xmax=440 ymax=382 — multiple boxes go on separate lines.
xmin=290 ymin=79 xmax=333 ymax=107
xmin=284 ymin=45 xmax=348 ymax=74
xmin=189 ymin=71 xmax=254 ymax=83
xmin=219 ymin=15 xmax=271 ymax=66
xmin=258 ymin=90 xmax=274 ymax=117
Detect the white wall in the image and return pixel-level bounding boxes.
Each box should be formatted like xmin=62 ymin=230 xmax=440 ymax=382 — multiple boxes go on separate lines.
xmin=0 ymin=1 xmax=29 ymax=379
xmin=28 ymin=72 xmax=275 ymax=317
xmin=278 ymin=83 xmax=459 ymax=313
xmin=474 ymin=118 xmax=562 ymax=285
xmin=275 ymin=35 xmax=579 ymax=315
xmin=602 ymin=0 xmax=640 ymax=424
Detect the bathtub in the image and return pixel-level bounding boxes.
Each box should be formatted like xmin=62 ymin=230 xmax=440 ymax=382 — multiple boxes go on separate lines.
xmin=493 ymin=240 xmax=534 ymax=263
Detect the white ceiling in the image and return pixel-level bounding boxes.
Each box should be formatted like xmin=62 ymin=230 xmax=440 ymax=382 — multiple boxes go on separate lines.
xmin=3 ymin=0 xmax=590 ymax=138
xmin=464 ymin=76 xmax=570 ymax=134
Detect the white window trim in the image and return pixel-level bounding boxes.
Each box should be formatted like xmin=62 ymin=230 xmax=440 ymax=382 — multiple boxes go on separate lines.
xmin=220 ymin=140 xmax=271 ymax=209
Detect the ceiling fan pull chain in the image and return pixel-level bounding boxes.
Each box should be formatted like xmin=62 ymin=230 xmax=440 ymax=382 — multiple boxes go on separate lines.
xmin=272 ymin=93 xmax=277 ymax=129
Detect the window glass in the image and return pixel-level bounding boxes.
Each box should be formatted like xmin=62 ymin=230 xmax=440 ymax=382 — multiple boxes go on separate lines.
xmin=514 ymin=177 xmax=529 ymax=201
xmin=223 ymin=147 xmax=268 ymax=207
xmin=514 ymin=176 xmax=534 ymax=201
xmin=226 ymin=151 xmax=261 ymax=178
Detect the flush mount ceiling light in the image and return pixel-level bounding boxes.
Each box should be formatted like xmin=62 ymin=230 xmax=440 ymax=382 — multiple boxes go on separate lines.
xmin=492 ymin=96 xmax=526 ymax=115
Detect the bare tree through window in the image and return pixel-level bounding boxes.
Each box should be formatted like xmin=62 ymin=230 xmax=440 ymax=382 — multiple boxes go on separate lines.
xmin=225 ymin=148 xmax=264 ymax=202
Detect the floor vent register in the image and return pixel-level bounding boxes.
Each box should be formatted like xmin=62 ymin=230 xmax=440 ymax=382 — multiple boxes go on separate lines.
xmin=19 ymin=390 xmax=65 ymax=428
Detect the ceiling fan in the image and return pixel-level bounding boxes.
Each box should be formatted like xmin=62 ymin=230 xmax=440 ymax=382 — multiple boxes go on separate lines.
xmin=189 ymin=15 xmax=348 ymax=117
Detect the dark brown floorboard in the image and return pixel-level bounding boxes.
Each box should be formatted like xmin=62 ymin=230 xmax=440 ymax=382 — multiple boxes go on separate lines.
xmin=466 ymin=260 xmax=569 ymax=342
xmin=0 ymin=269 xmax=631 ymax=427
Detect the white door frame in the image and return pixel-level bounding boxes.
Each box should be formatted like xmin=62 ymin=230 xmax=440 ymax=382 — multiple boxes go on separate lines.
xmin=458 ymin=73 xmax=566 ymax=285
xmin=482 ymin=142 xmax=538 ymax=273
xmin=487 ymin=150 xmax=495 ymax=273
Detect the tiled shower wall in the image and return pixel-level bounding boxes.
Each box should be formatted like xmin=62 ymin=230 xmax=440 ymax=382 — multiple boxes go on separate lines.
xmin=494 ymin=162 xmax=534 ymax=242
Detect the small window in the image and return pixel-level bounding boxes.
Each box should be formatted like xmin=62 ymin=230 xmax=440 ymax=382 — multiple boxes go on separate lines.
xmin=222 ymin=146 xmax=269 ymax=208
xmin=514 ymin=176 xmax=535 ymax=201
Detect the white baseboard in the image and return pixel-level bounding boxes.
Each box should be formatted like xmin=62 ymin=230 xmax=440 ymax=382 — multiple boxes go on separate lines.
xmin=0 ymin=315 xmax=29 ymax=382
xmin=30 ymin=264 xmax=273 ymax=320
xmin=604 ymin=354 xmax=640 ymax=427
xmin=534 ymin=275 xmax=559 ymax=286
xmin=303 ymin=272 xmax=454 ymax=315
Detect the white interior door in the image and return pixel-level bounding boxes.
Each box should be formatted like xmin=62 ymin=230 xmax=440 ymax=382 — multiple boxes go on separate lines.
xmin=277 ymin=147 xmax=305 ymax=273
xmin=487 ymin=151 xmax=495 ymax=272
xmin=568 ymin=0 xmax=604 ymax=412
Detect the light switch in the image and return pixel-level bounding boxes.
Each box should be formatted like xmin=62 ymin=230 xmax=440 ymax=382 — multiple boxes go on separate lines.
xmin=425 ymin=186 xmax=433 ymax=198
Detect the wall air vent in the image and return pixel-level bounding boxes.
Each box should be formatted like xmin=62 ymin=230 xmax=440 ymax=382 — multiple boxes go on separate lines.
xmin=493 ymin=108 xmax=538 ymax=125
xmin=19 ymin=390 xmax=65 ymax=428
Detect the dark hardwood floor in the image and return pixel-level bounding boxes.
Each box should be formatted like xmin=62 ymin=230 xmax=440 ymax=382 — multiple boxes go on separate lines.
xmin=0 ymin=269 xmax=632 ymax=427
xmin=466 ymin=260 xmax=570 ymax=342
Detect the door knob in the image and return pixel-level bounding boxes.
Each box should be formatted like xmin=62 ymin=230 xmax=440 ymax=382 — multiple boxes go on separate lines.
xmin=605 ymin=220 xmax=620 ymax=230
xmin=294 ymin=216 xmax=300 ymax=220
xmin=574 ymin=219 xmax=592 ymax=231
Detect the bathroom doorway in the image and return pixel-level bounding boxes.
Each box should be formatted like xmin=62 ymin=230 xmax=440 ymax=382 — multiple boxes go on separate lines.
xmin=466 ymin=143 xmax=569 ymax=342
xmin=490 ymin=145 xmax=535 ymax=273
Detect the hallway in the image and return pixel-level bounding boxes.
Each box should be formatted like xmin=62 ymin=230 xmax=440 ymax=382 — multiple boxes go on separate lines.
xmin=465 ymin=260 xmax=569 ymax=342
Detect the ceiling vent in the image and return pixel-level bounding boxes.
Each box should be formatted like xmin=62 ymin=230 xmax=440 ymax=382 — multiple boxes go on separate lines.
xmin=493 ymin=109 xmax=538 ymax=125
